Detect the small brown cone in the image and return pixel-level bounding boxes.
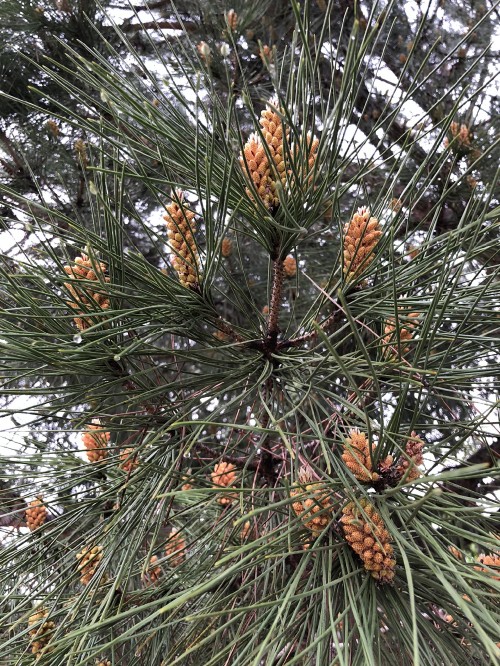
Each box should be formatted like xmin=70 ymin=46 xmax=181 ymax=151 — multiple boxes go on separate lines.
xmin=26 ymin=497 xmax=47 ymax=531
xmin=395 ymin=432 xmax=424 ymax=482
xmin=384 ymin=312 xmax=419 ymax=356
xmin=164 ymin=192 xmax=201 ymax=288
xmin=120 ymin=448 xmax=138 ymax=473
xmin=28 ymin=608 xmax=55 ymax=658
xmin=76 ymin=545 xmax=104 ymax=585
xmin=142 ymin=555 xmax=162 ymax=586
xmin=283 ymin=255 xmax=297 ymax=278
xmin=342 ymin=207 xmax=382 ymax=283
xmin=211 ymin=461 xmax=237 ymax=506
xmin=64 ymin=253 xmax=110 ymax=331
xmin=475 ymin=553 xmax=500 ymax=581
xmin=82 ymin=420 xmax=110 ymax=463
xmin=239 ymin=132 xmax=275 ymax=209
xmin=341 ymin=499 xmax=395 ymax=583
xmin=95 ymin=660 xmax=112 ymax=666
xmin=290 ymin=466 xmax=333 ymax=537
xmin=165 ymin=528 xmax=186 ymax=567
xmin=221 ymin=237 xmax=233 ymax=257
xmin=341 ymin=430 xmax=379 ymax=483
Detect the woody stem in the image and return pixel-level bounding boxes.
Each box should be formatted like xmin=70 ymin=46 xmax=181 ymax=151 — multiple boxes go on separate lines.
xmin=266 ymin=258 xmax=284 ymax=352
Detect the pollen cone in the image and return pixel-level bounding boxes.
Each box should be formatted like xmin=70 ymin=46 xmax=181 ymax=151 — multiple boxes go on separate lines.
xmin=341 ymin=499 xmax=395 ymax=583
xmin=164 ymin=192 xmax=201 ymax=288
xmin=343 ymin=208 xmax=382 ymax=283
xmin=290 ymin=466 xmax=333 ymax=537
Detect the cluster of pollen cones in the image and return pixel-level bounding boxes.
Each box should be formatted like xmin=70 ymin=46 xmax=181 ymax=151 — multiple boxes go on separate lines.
xmin=211 ymin=461 xmax=238 ymax=505
xmin=28 ymin=608 xmax=55 ymax=657
xmin=239 ymin=97 xmax=319 ymax=210
xmin=290 ymin=467 xmax=333 ymax=537
xmin=64 ymin=254 xmax=110 ymax=331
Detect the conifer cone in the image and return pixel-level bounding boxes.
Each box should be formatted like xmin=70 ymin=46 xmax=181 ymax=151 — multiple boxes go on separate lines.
xmin=165 ymin=528 xmax=186 ymax=567
xmin=64 ymin=254 xmax=110 ymax=331
xmin=142 ymin=555 xmax=162 ymax=586
xmin=119 ymin=448 xmax=138 ymax=473
xmin=211 ymin=461 xmax=238 ymax=506
xmin=341 ymin=430 xmax=379 ymax=483
xmin=475 ymin=553 xmax=500 ymax=580
xmin=28 ymin=608 xmax=55 ymax=658
xmin=396 ymin=432 xmax=424 ymax=481
xmin=26 ymin=497 xmax=47 ymax=531
xmin=82 ymin=420 xmax=110 ymax=463
xmin=221 ymin=237 xmax=233 ymax=257
xmin=301 ymin=132 xmax=319 ymax=185
xmin=239 ymin=132 xmax=275 ymax=209
xmin=342 ymin=208 xmax=382 ymax=283
xmin=76 ymin=545 xmax=104 ymax=585
xmin=384 ymin=312 xmax=419 ymax=356
xmin=283 ymin=255 xmax=297 ymax=278
xmin=95 ymin=660 xmax=111 ymax=666
xmin=341 ymin=499 xmax=396 ymax=583
xmin=290 ymin=466 xmax=333 ymax=537
xmin=259 ymin=97 xmax=287 ymax=198
xmin=164 ymin=193 xmax=201 ymax=288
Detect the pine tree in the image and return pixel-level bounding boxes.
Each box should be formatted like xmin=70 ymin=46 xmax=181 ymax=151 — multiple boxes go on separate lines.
xmin=1 ymin=1 xmax=499 ymax=664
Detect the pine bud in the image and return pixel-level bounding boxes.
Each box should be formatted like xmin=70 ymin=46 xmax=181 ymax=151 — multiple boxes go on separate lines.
xmin=163 ymin=192 xmax=201 ymax=289
xmin=395 ymin=432 xmax=424 ymax=482
xmin=82 ymin=419 xmax=110 ymax=463
xmin=283 ymin=255 xmax=297 ymax=278
xmin=95 ymin=660 xmax=111 ymax=666
xmin=26 ymin=497 xmax=47 ymax=531
xmin=341 ymin=499 xmax=396 ymax=583
xmin=46 ymin=119 xmax=59 ymax=137
xmin=28 ymin=608 xmax=55 ymax=658
xmin=341 ymin=430 xmax=379 ymax=483
xmin=211 ymin=461 xmax=237 ymax=506
xmin=290 ymin=466 xmax=333 ymax=537
xmin=64 ymin=253 xmax=110 ymax=331
xmin=76 ymin=545 xmax=104 ymax=585
xmin=259 ymin=44 xmax=272 ymax=64
xmin=342 ymin=208 xmax=382 ymax=283
xmin=120 ymin=448 xmax=138 ymax=472
xmin=197 ymin=41 xmax=212 ymax=65
xmin=226 ymin=9 xmax=238 ymax=30
xmin=221 ymin=237 xmax=233 ymax=257
xmin=142 ymin=555 xmax=162 ymax=586
xmin=444 ymin=121 xmax=471 ymax=151
xmin=239 ymin=520 xmax=252 ymax=541
xmin=165 ymin=528 xmax=186 ymax=567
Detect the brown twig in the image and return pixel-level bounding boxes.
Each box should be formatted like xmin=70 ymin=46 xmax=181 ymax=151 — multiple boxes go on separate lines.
xmin=266 ymin=259 xmax=284 ymax=353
